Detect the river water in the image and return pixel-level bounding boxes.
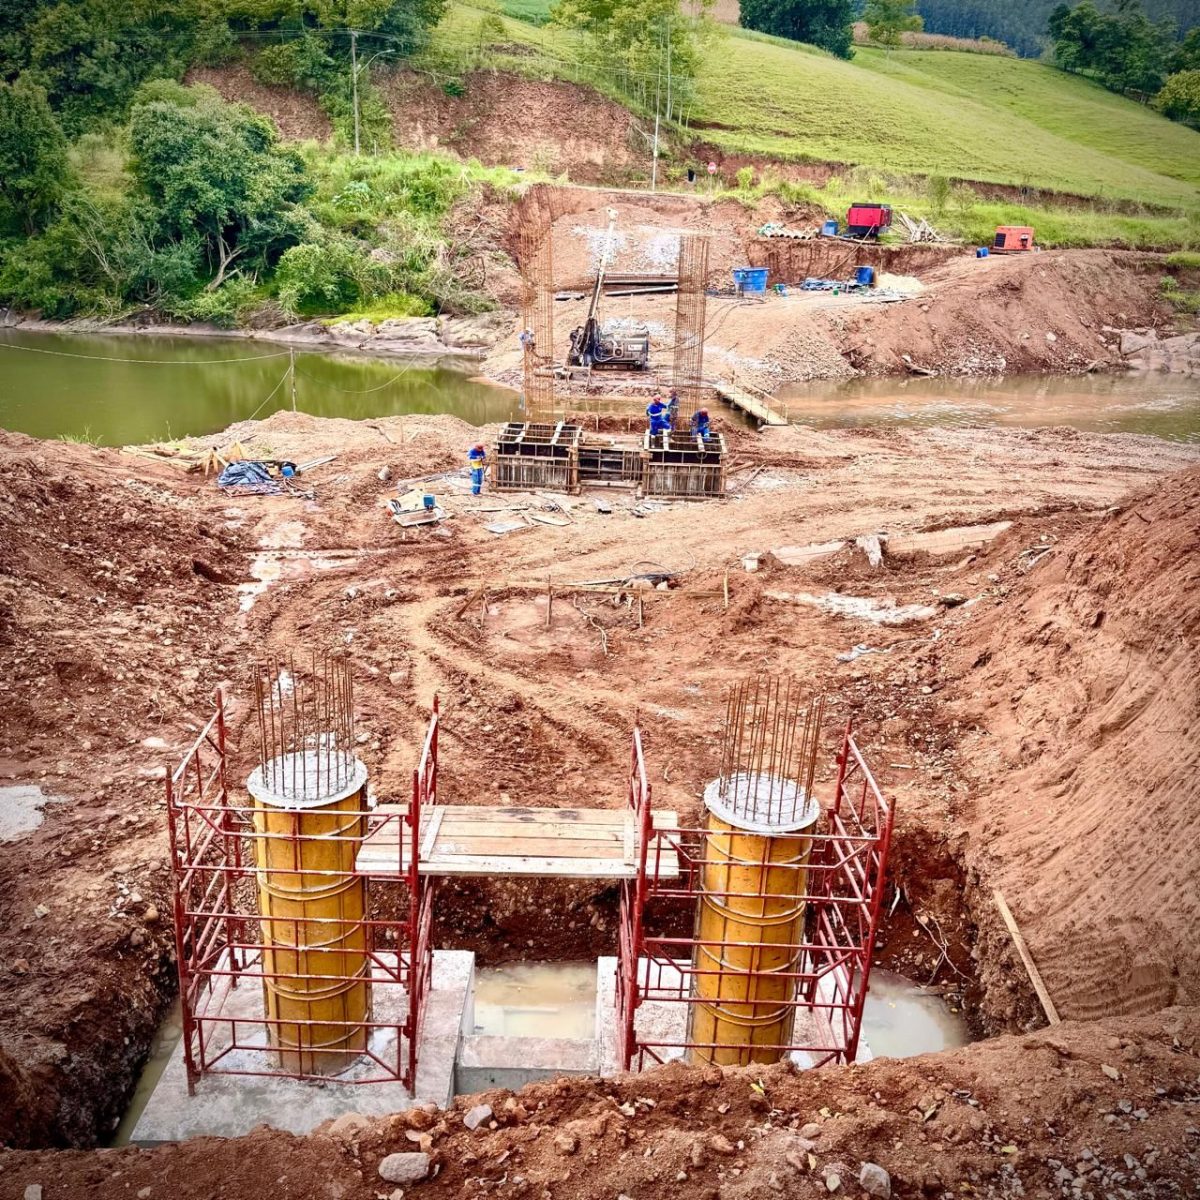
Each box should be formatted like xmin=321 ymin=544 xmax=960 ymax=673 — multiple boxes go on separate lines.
xmin=778 ymin=373 xmax=1200 ymax=441
xmin=2 ymin=329 xmax=1198 ymax=444
xmin=0 ymin=329 xmax=520 ymax=445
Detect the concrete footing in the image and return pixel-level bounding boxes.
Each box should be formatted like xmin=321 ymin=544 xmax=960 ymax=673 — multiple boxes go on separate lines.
xmin=131 ymin=951 xmax=474 ymax=1144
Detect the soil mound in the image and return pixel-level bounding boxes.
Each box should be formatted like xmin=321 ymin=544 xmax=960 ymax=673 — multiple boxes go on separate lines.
xmin=949 ymin=465 xmax=1200 ymax=1024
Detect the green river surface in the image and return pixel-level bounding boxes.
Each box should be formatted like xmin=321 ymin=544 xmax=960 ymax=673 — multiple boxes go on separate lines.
xmin=1 ymin=329 xmax=1198 ymax=444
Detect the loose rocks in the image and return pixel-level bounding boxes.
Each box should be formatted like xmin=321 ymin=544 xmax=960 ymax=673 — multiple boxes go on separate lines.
xmin=378 ymin=1152 xmax=431 ymax=1185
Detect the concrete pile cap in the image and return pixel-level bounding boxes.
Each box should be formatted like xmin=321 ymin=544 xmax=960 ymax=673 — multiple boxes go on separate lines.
xmin=703 ymin=772 xmax=820 ymax=834
xmin=248 ymin=753 xmax=368 ymax=809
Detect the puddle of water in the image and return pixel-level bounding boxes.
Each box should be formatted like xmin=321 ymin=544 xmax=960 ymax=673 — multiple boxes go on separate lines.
xmin=861 ymin=969 xmax=970 ymax=1059
xmin=109 ymin=997 xmax=184 ymax=1146
xmin=0 ymin=784 xmax=66 ymax=842
xmin=473 ymin=961 xmax=597 ymax=1040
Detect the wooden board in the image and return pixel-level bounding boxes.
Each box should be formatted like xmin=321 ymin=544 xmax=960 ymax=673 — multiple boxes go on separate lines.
xmin=993 ymin=888 xmax=1061 ymax=1026
xmin=356 ymin=805 xmax=680 ymax=880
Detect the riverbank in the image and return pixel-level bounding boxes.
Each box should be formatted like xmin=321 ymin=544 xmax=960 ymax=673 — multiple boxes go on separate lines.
xmin=7 ymin=241 xmax=1195 ymax=403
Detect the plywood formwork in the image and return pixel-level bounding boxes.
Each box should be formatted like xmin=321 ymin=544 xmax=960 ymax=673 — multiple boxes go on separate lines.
xmin=356 ymin=805 xmax=681 ymax=880
xmin=492 ymin=422 xmax=582 ymax=494
xmin=643 ymin=431 xmax=727 ymax=499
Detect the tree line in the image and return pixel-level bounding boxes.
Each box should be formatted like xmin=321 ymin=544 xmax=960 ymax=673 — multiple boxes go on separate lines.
xmin=1050 ymin=0 xmax=1200 ymax=120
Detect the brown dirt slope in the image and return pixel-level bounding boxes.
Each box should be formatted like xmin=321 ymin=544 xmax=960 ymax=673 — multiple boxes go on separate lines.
xmin=0 ymin=433 xmax=248 ymax=1147
xmin=948 ymin=465 xmax=1200 ymax=1025
xmin=4 ymin=1006 xmax=1199 ymax=1200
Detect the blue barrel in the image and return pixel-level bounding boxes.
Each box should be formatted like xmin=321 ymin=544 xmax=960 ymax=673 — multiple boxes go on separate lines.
xmin=976 ymin=246 xmax=989 ymax=258
xmin=732 ymin=267 xmax=769 ymax=295
xmin=855 ymin=265 xmax=875 ymax=287
xmin=821 ymin=219 xmax=839 ymax=236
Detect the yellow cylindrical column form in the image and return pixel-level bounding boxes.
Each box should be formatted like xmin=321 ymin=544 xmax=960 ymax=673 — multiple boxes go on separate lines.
xmin=249 ymin=756 xmax=372 ymax=1076
xmin=687 ymin=775 xmax=819 ymax=1067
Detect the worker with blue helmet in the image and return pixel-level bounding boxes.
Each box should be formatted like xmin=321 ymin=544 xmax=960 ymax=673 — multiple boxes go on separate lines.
xmin=467 ymin=443 xmax=488 ymax=495
xmin=646 ymin=395 xmax=671 ymax=436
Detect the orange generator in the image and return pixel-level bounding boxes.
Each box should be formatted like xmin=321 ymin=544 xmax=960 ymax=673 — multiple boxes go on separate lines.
xmin=992 ymin=226 xmax=1035 ymax=253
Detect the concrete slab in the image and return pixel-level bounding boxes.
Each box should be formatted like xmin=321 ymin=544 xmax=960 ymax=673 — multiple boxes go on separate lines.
xmin=596 ymin=957 xmax=872 ymax=1075
xmin=456 ymin=1035 xmax=597 ymax=1094
xmin=131 ymin=950 xmax=475 ymax=1144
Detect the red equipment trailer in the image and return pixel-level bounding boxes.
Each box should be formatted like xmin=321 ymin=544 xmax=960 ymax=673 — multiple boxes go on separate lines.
xmin=845 ymin=203 xmax=892 ymax=240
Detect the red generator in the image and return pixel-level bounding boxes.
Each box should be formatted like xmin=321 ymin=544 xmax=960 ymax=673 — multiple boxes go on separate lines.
xmin=845 ymin=203 xmax=893 ymax=239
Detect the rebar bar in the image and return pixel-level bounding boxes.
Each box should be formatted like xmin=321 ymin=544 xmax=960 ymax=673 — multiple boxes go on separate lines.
xmin=520 ymin=223 xmax=557 ymax=420
xmin=254 ymin=652 xmax=357 ymax=801
xmin=672 ymin=234 xmax=710 ymax=424
xmin=716 ymin=676 xmax=825 ymax=828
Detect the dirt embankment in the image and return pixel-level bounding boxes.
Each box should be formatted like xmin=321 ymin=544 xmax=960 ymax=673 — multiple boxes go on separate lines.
xmin=0 ymin=435 xmax=250 ymax=1146
xmin=939 ymin=466 xmax=1200 ymax=1030
xmin=5 ymin=1007 xmax=1200 ymax=1200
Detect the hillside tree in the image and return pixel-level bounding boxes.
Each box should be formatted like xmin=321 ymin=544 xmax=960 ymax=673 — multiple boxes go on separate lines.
xmin=1048 ymin=0 xmax=1173 ymax=97
xmin=550 ymin=0 xmax=711 ymax=117
xmin=864 ymin=0 xmax=924 ymax=47
xmin=738 ymin=0 xmax=857 ymax=59
xmin=0 ymin=79 xmax=72 ymax=235
xmin=1157 ymin=65 xmax=1200 ymax=119
xmin=128 ymin=82 xmax=312 ymax=289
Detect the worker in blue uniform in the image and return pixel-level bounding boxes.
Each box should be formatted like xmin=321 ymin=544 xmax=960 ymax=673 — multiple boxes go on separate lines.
xmin=667 ymin=389 xmax=680 ymax=430
xmin=691 ymin=408 xmax=712 ymax=439
xmin=646 ymin=396 xmax=671 ymax=436
xmin=467 ymin=443 xmax=488 ymax=494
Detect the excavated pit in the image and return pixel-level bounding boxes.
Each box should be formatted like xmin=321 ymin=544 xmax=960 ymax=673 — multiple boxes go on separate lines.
xmin=1 ymin=415 xmax=1197 ymax=1183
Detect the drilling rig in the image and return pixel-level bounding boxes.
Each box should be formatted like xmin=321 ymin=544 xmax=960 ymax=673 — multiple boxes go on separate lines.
xmin=567 ymin=208 xmax=651 ymax=371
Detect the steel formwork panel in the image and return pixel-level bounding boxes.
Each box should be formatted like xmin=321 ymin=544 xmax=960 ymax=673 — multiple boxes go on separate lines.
xmin=616 ymin=723 xmax=894 ymax=1071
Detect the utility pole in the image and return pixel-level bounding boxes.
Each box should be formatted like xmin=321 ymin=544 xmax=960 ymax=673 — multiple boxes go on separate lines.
xmin=351 ymin=30 xmax=360 ymax=156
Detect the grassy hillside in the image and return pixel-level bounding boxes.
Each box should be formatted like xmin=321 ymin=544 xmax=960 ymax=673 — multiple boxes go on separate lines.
xmin=432 ymin=3 xmax=1200 ymax=219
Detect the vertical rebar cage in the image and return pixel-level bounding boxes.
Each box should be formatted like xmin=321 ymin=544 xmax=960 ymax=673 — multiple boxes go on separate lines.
xmin=687 ymin=678 xmax=826 ymax=1066
xmin=248 ymin=653 xmax=372 ymax=1076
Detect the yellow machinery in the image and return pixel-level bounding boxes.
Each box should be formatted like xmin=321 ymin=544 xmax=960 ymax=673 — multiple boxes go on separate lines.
xmin=250 ymin=756 xmax=371 ymax=1075
xmin=686 ymin=679 xmax=824 ymax=1066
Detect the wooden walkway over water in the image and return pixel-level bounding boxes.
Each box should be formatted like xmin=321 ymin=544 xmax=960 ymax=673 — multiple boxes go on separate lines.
xmin=711 ymin=378 xmax=790 ymax=427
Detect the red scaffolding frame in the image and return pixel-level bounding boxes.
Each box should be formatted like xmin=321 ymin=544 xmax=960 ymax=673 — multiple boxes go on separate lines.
xmin=616 ymin=722 xmax=895 ymax=1070
xmin=165 ymin=691 xmax=437 ymax=1093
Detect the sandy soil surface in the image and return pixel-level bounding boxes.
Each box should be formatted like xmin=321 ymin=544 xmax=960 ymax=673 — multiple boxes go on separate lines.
xmin=0 ymin=412 xmax=1197 ymax=1165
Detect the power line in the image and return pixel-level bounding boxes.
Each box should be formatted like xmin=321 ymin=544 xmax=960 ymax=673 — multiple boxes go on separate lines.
xmin=0 ymin=341 xmax=293 ymax=366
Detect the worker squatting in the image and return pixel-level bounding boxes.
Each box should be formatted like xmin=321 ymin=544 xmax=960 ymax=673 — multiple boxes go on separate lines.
xmin=648 ymin=390 xmax=711 ymax=439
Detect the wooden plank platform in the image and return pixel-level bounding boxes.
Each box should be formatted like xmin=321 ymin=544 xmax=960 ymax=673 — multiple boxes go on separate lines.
xmin=356 ymin=805 xmax=681 ymax=880
xmin=712 ymin=379 xmax=789 ymax=427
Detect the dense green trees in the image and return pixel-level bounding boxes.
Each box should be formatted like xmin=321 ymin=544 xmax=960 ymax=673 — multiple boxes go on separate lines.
xmin=549 ymin=0 xmax=710 ymax=117
xmin=913 ymin=0 xmax=1197 ymax=60
xmin=0 ymin=84 xmax=311 ymax=319
xmin=1049 ymin=0 xmax=1179 ymax=98
xmin=738 ymin=0 xmax=857 ymax=59
xmin=0 ymin=81 xmax=72 ymax=235
xmin=1157 ymin=65 xmax=1200 ymax=118
xmin=0 ymin=0 xmax=448 ymax=134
